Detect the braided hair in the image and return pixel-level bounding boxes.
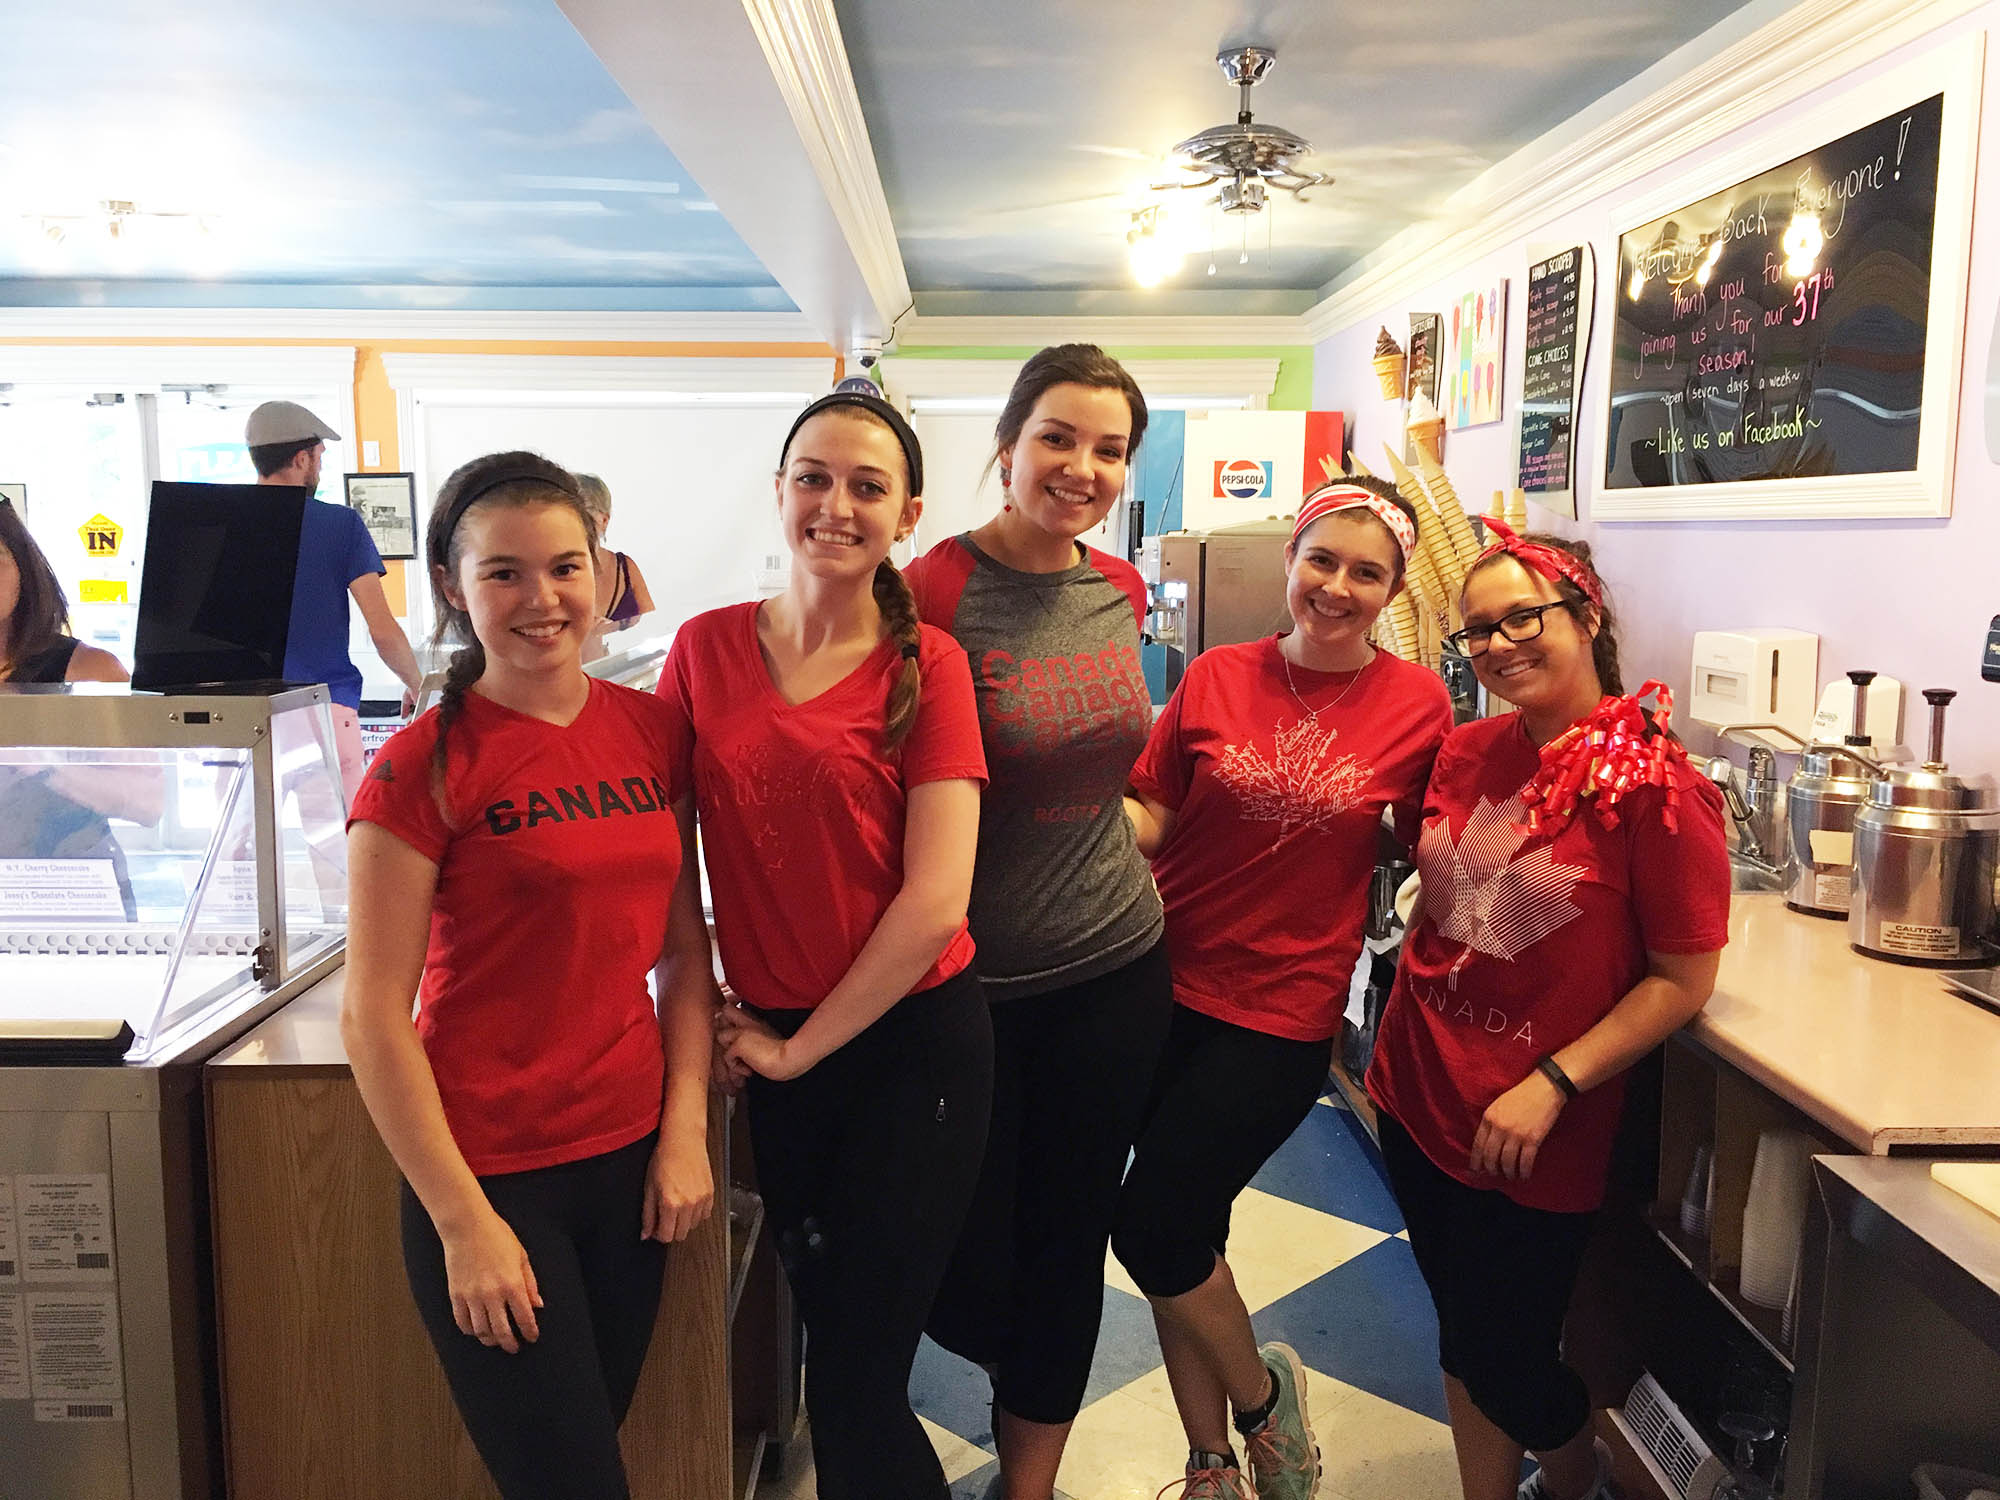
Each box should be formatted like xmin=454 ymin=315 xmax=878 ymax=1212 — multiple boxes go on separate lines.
xmin=778 ymin=398 xmax=926 ymax=749
xmin=424 ymin=452 xmax=594 ymax=808
xmin=1464 ymin=532 xmax=1625 ymax=695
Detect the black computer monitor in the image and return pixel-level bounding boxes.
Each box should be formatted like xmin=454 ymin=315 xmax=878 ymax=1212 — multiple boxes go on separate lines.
xmin=132 ymin=482 xmax=305 ymax=692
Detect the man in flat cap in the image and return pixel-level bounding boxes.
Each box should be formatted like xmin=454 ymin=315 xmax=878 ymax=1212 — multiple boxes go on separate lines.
xmin=247 ymin=401 xmax=421 ymax=803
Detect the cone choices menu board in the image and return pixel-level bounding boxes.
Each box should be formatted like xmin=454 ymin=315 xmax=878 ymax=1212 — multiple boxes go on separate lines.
xmin=1604 ymin=94 xmax=1942 ymax=494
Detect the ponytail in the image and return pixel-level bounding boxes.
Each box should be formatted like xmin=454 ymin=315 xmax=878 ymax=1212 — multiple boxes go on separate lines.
xmin=874 ymin=560 xmax=922 ymax=748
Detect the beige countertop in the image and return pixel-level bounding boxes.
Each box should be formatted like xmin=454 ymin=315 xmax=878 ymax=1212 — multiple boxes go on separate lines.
xmin=215 ymin=896 xmax=2000 ymax=1155
xmin=1692 ymin=892 xmax=2000 ymax=1154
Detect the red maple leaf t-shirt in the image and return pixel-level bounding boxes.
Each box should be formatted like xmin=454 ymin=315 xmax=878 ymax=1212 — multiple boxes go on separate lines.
xmin=1131 ymin=639 xmax=1452 ymax=1042
xmin=348 ymin=679 xmax=683 ymax=1176
xmin=1367 ymin=711 xmax=1730 ymax=1212
xmin=658 ymin=602 xmax=988 ymax=1011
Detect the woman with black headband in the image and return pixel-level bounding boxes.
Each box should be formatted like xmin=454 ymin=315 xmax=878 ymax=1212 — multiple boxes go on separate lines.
xmin=659 ymin=393 xmax=992 ymax=1499
xmin=344 ymin=452 xmax=715 ymax=1500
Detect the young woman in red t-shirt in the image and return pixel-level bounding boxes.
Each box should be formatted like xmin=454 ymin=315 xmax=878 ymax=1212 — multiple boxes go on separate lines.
xmin=1115 ymin=478 xmax=1452 ymax=1500
xmin=658 ymin=392 xmax=992 ymax=1500
xmin=344 ymin=452 xmax=715 ymax=1500
xmin=1366 ymin=528 xmax=1730 ymax=1500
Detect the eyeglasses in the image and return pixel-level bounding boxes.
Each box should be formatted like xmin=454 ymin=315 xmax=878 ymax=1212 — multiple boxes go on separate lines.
xmin=1445 ymin=601 xmax=1571 ymax=658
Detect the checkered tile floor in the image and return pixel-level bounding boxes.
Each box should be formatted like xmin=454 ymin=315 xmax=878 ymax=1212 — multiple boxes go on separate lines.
xmin=758 ymin=1094 xmax=1463 ymax=1500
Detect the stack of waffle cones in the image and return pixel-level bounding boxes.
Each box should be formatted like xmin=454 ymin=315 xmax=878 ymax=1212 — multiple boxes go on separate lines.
xmin=1406 ymin=390 xmax=1445 ymax=465
xmin=1346 ymin=448 xmax=1483 ymax=676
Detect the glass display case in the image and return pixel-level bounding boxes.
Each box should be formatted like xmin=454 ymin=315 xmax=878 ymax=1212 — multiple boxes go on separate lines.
xmin=0 ymin=683 xmax=349 ymax=1500
xmin=1 ymin=683 xmax=346 ymax=1064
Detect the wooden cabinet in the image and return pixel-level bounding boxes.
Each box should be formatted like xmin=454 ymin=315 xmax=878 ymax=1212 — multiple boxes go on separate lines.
xmin=206 ymin=974 xmax=730 ymax=1500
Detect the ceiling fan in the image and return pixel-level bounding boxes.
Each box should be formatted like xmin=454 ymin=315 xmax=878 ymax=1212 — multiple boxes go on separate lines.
xmin=1155 ymin=46 xmax=1332 ymax=214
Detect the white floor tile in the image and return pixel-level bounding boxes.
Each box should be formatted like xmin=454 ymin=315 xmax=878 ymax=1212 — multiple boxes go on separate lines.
xmin=1055 ymin=1381 xmax=1204 ymax=1500
xmin=923 ymin=1415 xmax=996 ymax=1484
xmin=1105 ymin=1189 xmax=1387 ymax=1315
xmin=1314 ymin=1379 xmax=1460 ymax=1500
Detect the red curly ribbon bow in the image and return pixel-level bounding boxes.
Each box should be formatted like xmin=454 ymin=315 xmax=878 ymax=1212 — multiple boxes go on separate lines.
xmin=1518 ymin=680 xmax=1687 ymax=835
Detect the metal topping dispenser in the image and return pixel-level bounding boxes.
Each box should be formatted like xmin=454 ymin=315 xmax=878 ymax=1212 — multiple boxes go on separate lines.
xmin=1786 ymin=670 xmax=1892 ymax=917
xmin=1850 ymin=688 xmax=2000 ymax=966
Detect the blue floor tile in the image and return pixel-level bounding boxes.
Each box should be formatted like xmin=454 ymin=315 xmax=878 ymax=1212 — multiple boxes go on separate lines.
xmin=1252 ymin=1236 xmax=1448 ymax=1424
xmin=1249 ymin=1102 xmax=1406 ymax=1234
xmin=1078 ymin=1286 xmax=1162 ymax=1409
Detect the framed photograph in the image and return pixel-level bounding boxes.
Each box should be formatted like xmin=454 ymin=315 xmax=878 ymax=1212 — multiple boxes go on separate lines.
xmin=345 ymin=472 xmax=418 ymax=560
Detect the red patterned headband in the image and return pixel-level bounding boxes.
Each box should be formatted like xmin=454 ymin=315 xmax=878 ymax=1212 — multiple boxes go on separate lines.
xmin=1475 ymin=516 xmax=1604 ymax=611
xmin=1292 ymin=484 xmax=1415 ymax=562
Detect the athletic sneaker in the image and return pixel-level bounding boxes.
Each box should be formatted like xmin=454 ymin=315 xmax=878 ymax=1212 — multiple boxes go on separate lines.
xmin=1516 ymin=1436 xmax=1615 ymax=1500
xmin=1242 ymin=1343 xmax=1320 ymax=1500
xmin=1158 ymin=1451 xmax=1254 ymax=1500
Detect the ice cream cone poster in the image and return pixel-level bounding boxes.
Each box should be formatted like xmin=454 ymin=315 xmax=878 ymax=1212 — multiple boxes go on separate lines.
xmin=1406 ymin=313 xmax=1443 ymax=407
xmin=1448 ymin=281 xmax=1508 ymax=430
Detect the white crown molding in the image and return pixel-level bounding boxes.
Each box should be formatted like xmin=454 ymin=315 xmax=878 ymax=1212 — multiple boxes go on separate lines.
xmin=742 ymin=0 xmax=913 ymax=327
xmin=890 ymin=357 xmax=1282 ymax=400
xmin=1300 ymin=0 xmax=1990 ymax=342
xmin=379 ymin=352 xmax=835 ymax=395
xmin=0 ymin=343 xmax=357 ymax=391
xmin=895 ymin=314 xmax=1314 ymax=348
xmin=0 ymin=307 xmax=823 ymax=344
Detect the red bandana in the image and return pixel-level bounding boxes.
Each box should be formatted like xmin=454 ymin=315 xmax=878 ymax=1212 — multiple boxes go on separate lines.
xmin=1476 ymin=517 xmax=1604 ymax=611
xmin=1519 ymin=681 xmax=1689 ymax=834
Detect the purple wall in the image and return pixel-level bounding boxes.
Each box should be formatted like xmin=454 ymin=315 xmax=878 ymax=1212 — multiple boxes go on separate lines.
xmin=1314 ymin=8 xmax=2000 ymax=774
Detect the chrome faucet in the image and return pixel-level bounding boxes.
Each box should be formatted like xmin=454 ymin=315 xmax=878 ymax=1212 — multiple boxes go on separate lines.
xmin=1706 ymin=753 xmax=1785 ymax=873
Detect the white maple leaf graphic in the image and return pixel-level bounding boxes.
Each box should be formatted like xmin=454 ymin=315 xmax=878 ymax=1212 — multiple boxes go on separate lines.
xmin=1214 ymin=719 xmax=1373 ymax=833
xmin=1418 ymin=792 xmax=1587 ymax=986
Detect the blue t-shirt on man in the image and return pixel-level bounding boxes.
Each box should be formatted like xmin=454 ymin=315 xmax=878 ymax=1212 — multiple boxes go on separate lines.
xmin=284 ymin=499 xmax=385 ymax=712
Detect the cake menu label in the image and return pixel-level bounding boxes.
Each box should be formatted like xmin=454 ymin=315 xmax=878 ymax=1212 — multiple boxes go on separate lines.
xmin=1605 ymin=94 xmax=1942 ymax=490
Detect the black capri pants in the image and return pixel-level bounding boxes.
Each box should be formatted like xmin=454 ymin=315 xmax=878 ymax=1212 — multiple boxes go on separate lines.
xmin=401 ymin=1130 xmax=667 ymax=1500
xmin=1376 ymin=1111 xmax=1597 ymax=1453
xmin=927 ymin=937 xmax=1175 ymax=1425
xmin=747 ymin=967 xmax=994 ymax=1500
xmin=1113 ymin=1004 xmax=1333 ymax=1298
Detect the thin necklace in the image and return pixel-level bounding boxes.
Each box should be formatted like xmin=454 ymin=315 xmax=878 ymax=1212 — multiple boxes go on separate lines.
xmin=1282 ymin=644 xmax=1372 ymax=721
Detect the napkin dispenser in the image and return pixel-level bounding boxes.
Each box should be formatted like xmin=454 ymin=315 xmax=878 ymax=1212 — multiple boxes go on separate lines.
xmin=1690 ymin=629 xmax=1819 ymax=749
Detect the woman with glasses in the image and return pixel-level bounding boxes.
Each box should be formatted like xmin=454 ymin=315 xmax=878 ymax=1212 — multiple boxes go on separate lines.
xmin=1366 ymin=523 xmax=1729 ymax=1500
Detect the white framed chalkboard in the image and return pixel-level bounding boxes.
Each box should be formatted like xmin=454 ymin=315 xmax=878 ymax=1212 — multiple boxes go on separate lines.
xmin=1592 ymin=39 xmax=1982 ymax=521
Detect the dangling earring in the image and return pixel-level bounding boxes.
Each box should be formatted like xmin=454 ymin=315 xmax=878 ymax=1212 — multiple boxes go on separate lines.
xmin=1000 ymin=467 xmax=1013 ymax=511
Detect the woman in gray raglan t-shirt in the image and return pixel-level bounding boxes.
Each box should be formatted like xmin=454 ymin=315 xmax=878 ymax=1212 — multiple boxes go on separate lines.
xmin=907 ymin=345 xmax=1174 ymax=1500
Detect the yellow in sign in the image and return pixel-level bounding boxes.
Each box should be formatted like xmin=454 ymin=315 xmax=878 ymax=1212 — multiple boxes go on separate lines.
xmin=79 ymin=514 xmax=124 ymax=559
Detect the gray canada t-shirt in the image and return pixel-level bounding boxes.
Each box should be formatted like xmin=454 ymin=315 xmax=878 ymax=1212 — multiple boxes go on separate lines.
xmin=905 ymin=534 xmax=1164 ymax=998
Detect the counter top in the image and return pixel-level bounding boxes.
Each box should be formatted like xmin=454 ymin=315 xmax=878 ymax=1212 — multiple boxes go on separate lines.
xmin=208 ymin=965 xmax=352 ymax=1074
xmin=1692 ymin=893 xmax=2000 ymax=1154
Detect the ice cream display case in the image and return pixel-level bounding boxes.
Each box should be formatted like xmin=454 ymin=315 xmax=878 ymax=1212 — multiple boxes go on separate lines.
xmin=0 ymin=683 xmax=349 ymax=1500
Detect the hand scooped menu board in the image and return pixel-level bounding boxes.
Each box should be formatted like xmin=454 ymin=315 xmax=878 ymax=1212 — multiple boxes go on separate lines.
xmin=1605 ymin=93 xmax=1942 ymax=493
xmin=1517 ymin=245 xmax=1594 ymax=508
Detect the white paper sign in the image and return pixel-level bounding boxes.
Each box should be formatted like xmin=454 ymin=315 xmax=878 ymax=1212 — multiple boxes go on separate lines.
xmin=26 ymin=1291 xmax=123 ymax=1406
xmin=19 ymin=1176 xmax=115 ymax=1284
xmin=0 ymin=1178 xmax=16 ymax=1283
xmin=0 ymin=860 xmax=125 ymax=920
xmin=0 ymin=1291 xmax=27 ymax=1400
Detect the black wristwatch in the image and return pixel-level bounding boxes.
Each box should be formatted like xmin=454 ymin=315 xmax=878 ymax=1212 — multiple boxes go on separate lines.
xmin=1535 ymin=1054 xmax=1579 ymax=1101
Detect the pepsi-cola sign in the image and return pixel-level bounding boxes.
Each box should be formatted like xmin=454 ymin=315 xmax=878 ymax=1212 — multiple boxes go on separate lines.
xmin=1213 ymin=459 xmax=1273 ymax=499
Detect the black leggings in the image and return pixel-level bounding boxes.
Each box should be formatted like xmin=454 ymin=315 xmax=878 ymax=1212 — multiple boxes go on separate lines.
xmin=400 ymin=1131 xmax=667 ymax=1500
xmin=927 ymin=938 xmax=1175 ymax=1424
xmin=747 ymin=968 xmax=994 ymax=1500
xmin=1113 ymin=1005 xmax=1333 ymax=1298
xmin=1376 ymin=1112 xmax=1597 ymax=1453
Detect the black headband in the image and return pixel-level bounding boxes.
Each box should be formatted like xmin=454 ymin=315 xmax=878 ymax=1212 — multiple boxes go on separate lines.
xmin=437 ymin=462 xmax=583 ymax=550
xmin=780 ymin=392 xmax=924 ymax=497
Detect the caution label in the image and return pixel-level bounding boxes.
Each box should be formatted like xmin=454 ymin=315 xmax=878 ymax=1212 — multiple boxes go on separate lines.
xmin=78 ymin=515 xmax=123 ymax=559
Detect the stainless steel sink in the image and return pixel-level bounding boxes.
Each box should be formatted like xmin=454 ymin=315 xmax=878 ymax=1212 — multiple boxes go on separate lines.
xmin=1729 ymin=852 xmax=1790 ymax=893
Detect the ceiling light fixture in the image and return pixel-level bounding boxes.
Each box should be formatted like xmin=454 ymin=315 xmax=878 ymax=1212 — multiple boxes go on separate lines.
xmin=19 ymin=200 xmax=223 ymax=274
xmin=1127 ymin=206 xmax=1182 ymax=289
xmin=1138 ymin=46 xmax=1330 ymax=284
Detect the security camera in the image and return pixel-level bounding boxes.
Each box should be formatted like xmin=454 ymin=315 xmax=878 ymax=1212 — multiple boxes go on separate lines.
xmin=850 ymin=337 xmax=885 ymax=370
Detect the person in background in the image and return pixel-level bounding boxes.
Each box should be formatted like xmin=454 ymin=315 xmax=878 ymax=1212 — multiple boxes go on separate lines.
xmin=343 ymin=452 xmax=712 ymax=1500
xmin=0 ymin=495 xmax=128 ymax=684
xmin=907 ymin=344 xmax=1170 ymax=1500
xmin=1366 ymin=526 xmax=1729 ymax=1500
xmin=247 ymin=400 xmax=423 ymax=800
xmin=578 ymin=473 xmax=655 ymax=660
xmin=1115 ymin=479 xmax=1453 ymax=1500
xmin=666 ymin=393 xmax=989 ymax=1499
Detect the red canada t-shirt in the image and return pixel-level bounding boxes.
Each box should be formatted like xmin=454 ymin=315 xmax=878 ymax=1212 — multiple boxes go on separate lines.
xmin=657 ymin=602 xmax=988 ymax=1011
xmin=1366 ymin=711 xmax=1731 ymax=1212
xmin=1132 ymin=639 xmax=1451 ymax=1042
xmin=348 ymin=679 xmax=682 ymax=1176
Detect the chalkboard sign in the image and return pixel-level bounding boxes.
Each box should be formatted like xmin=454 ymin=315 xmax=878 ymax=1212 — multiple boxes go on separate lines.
xmin=1518 ymin=245 xmax=1594 ymax=509
xmin=1594 ymin=44 xmax=1976 ymax=522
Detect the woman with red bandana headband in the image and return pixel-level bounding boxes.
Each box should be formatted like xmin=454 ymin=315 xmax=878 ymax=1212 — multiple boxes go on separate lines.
xmin=907 ymin=344 xmax=1169 ymax=1500
xmin=1366 ymin=526 xmax=1729 ymax=1500
xmin=1114 ymin=476 xmax=1452 ymax=1500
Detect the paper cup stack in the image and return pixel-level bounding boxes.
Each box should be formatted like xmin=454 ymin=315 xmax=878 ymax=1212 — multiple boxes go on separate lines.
xmin=1739 ymin=1129 xmax=1818 ymax=1310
